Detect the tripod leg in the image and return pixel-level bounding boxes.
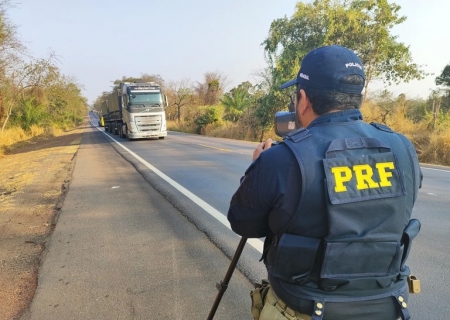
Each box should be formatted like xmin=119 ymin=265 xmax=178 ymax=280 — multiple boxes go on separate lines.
xmin=207 ymin=237 xmax=248 ymax=320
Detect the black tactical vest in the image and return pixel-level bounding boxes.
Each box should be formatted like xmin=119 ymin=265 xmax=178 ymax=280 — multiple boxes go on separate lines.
xmin=265 ymin=115 xmax=421 ymax=320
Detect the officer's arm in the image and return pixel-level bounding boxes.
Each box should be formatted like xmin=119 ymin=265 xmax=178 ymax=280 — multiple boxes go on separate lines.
xmin=227 ymin=159 xmax=271 ymax=238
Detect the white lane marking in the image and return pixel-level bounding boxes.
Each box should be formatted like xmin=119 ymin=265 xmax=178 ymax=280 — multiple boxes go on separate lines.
xmin=89 ymin=118 xmax=264 ymax=253
xmin=421 ymin=167 xmax=450 ymax=173
xmin=88 ymin=115 xmax=449 ymax=255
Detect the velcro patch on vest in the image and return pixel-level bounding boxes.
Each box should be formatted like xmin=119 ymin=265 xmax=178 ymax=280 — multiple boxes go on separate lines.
xmin=323 ymin=152 xmax=405 ymax=204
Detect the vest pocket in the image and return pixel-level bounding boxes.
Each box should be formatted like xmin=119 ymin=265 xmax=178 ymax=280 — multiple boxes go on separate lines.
xmin=274 ymin=233 xmax=321 ymax=283
xmin=321 ymin=241 xmax=400 ymax=279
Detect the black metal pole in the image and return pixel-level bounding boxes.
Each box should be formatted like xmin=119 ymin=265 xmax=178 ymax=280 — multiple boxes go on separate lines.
xmin=207 ymin=237 xmax=248 ymax=320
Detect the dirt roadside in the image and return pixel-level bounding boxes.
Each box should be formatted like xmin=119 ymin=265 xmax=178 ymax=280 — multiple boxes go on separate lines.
xmin=0 ymin=125 xmax=84 ymax=320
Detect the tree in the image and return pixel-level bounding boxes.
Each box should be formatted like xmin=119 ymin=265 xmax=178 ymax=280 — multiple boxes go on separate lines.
xmin=1 ymin=55 xmax=59 ymax=132
xmin=0 ymin=0 xmax=24 ymax=73
xmin=11 ymin=97 xmax=47 ymax=130
xmin=427 ymin=89 xmax=447 ymax=130
xmin=435 ymin=64 xmax=450 ymax=114
xmin=245 ymin=65 xmax=289 ymax=141
xmin=263 ymin=0 xmax=425 ymax=100
xmin=195 ymin=71 xmax=228 ymax=106
xmin=220 ymin=81 xmax=254 ymax=122
xmin=436 ymin=64 xmax=450 ymax=88
xmin=365 ymin=90 xmax=401 ymax=125
xmin=0 ymin=1 xmax=86 ymax=132
xmin=0 ymin=0 xmax=26 ymax=127
xmin=44 ymin=76 xmax=87 ymax=126
xmin=253 ymin=88 xmax=286 ymax=141
xmin=194 ymin=107 xmax=219 ymax=134
xmin=166 ymin=79 xmax=195 ymax=123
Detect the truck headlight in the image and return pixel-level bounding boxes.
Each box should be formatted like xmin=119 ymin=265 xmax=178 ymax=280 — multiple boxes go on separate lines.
xmin=130 ymin=123 xmax=138 ymax=133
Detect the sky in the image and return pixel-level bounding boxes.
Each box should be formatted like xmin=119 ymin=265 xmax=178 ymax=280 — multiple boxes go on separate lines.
xmin=6 ymin=0 xmax=450 ymax=104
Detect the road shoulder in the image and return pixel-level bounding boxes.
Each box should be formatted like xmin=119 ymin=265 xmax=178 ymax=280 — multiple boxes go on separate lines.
xmin=0 ymin=126 xmax=83 ymax=320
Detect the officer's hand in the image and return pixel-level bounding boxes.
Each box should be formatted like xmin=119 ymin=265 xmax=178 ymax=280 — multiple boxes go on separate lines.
xmin=253 ymin=138 xmax=273 ymax=161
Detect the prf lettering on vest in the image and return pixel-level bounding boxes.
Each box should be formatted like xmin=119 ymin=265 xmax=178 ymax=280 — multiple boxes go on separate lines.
xmin=331 ymin=162 xmax=395 ymax=192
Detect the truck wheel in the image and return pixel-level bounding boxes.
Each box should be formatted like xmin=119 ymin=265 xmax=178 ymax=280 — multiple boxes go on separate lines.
xmin=158 ymin=137 xmax=165 ymax=139
xmin=126 ymin=128 xmax=133 ymax=141
xmin=120 ymin=125 xmax=127 ymax=138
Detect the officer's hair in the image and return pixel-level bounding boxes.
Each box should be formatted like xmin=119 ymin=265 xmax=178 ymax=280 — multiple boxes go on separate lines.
xmin=299 ymin=75 xmax=364 ymax=115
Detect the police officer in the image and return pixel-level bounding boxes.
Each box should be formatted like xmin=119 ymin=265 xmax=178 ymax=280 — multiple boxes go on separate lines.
xmin=227 ymin=45 xmax=422 ymax=320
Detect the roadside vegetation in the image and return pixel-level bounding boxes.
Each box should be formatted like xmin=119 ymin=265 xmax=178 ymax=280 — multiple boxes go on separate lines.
xmin=2 ymin=0 xmax=450 ymax=166
xmin=162 ymin=0 xmax=450 ymax=167
xmin=0 ymin=1 xmax=87 ymax=156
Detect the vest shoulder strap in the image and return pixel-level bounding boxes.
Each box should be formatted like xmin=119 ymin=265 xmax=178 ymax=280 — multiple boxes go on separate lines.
xmin=285 ymin=128 xmax=311 ymax=142
xmin=370 ymin=122 xmax=393 ymax=133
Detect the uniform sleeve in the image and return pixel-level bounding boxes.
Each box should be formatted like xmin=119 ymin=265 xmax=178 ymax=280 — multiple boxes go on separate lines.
xmin=227 ymin=145 xmax=296 ymax=238
xmin=227 ymin=158 xmax=271 ymax=238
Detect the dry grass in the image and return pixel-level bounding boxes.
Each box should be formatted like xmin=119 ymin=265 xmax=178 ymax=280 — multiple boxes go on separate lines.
xmin=169 ymin=102 xmax=450 ymax=166
xmin=361 ymin=103 xmax=450 ymax=166
xmin=168 ymin=119 xmax=278 ymax=143
xmin=0 ymin=126 xmax=83 ymax=320
xmin=167 ymin=120 xmax=196 ymax=134
xmin=419 ymin=128 xmax=450 ymax=165
xmin=0 ymin=125 xmax=64 ymax=157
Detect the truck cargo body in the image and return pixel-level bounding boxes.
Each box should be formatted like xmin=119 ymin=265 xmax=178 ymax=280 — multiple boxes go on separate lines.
xmin=103 ymin=82 xmax=168 ymax=140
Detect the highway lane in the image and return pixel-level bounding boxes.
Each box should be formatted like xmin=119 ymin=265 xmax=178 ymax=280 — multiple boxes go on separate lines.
xmin=89 ymin=112 xmax=450 ymax=319
xmin=121 ymin=131 xmax=254 ymax=214
xmin=406 ymin=166 xmax=450 ymax=319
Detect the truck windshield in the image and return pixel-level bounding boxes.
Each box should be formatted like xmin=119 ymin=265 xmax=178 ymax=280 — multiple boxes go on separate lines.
xmin=129 ymin=92 xmax=162 ymax=105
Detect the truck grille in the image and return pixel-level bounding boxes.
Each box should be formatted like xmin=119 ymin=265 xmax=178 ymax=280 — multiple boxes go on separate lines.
xmin=135 ymin=115 xmax=162 ymax=132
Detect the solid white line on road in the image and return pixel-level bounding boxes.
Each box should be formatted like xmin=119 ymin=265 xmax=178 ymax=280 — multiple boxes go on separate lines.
xmin=88 ymin=113 xmax=449 ymax=255
xmin=421 ymin=167 xmax=450 ymax=173
xmin=90 ymin=118 xmax=264 ymax=253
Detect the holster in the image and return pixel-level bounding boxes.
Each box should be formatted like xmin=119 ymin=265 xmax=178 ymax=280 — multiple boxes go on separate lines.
xmin=250 ymin=279 xmax=270 ymax=320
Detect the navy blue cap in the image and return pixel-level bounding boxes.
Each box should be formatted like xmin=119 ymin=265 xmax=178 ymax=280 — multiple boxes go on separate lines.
xmin=280 ymin=45 xmax=365 ymax=94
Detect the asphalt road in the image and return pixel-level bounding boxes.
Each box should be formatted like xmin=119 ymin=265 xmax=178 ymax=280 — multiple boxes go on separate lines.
xmin=20 ymin=122 xmax=254 ymax=320
xmin=24 ymin=113 xmax=450 ymax=319
xmin=89 ymin=113 xmax=450 ymax=319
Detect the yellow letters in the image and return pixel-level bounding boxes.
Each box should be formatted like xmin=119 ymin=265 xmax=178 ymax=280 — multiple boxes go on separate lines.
xmin=353 ymin=164 xmax=379 ymax=190
xmin=376 ymin=162 xmax=395 ymax=187
xmin=331 ymin=166 xmax=353 ymax=192
xmin=331 ymin=162 xmax=395 ymax=192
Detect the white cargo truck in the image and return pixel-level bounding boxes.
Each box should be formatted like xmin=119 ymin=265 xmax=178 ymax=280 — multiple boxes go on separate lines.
xmin=103 ymin=82 xmax=168 ymax=140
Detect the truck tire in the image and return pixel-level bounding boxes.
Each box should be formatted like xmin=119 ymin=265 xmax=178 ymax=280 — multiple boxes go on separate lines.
xmin=126 ymin=128 xmax=133 ymax=141
xmin=120 ymin=125 xmax=127 ymax=139
xmin=159 ymin=137 xmax=165 ymax=139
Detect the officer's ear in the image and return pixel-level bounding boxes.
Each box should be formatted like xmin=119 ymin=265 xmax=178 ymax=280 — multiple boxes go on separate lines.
xmin=297 ymin=89 xmax=310 ymax=115
xmin=296 ymin=89 xmax=316 ymax=128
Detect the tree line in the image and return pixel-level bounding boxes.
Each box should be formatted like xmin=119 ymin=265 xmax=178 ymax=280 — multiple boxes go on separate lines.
xmin=4 ymin=0 xmax=448 ymax=165
xmin=93 ymin=0 xmax=450 ymax=166
xmin=0 ymin=0 xmax=86 ymax=135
